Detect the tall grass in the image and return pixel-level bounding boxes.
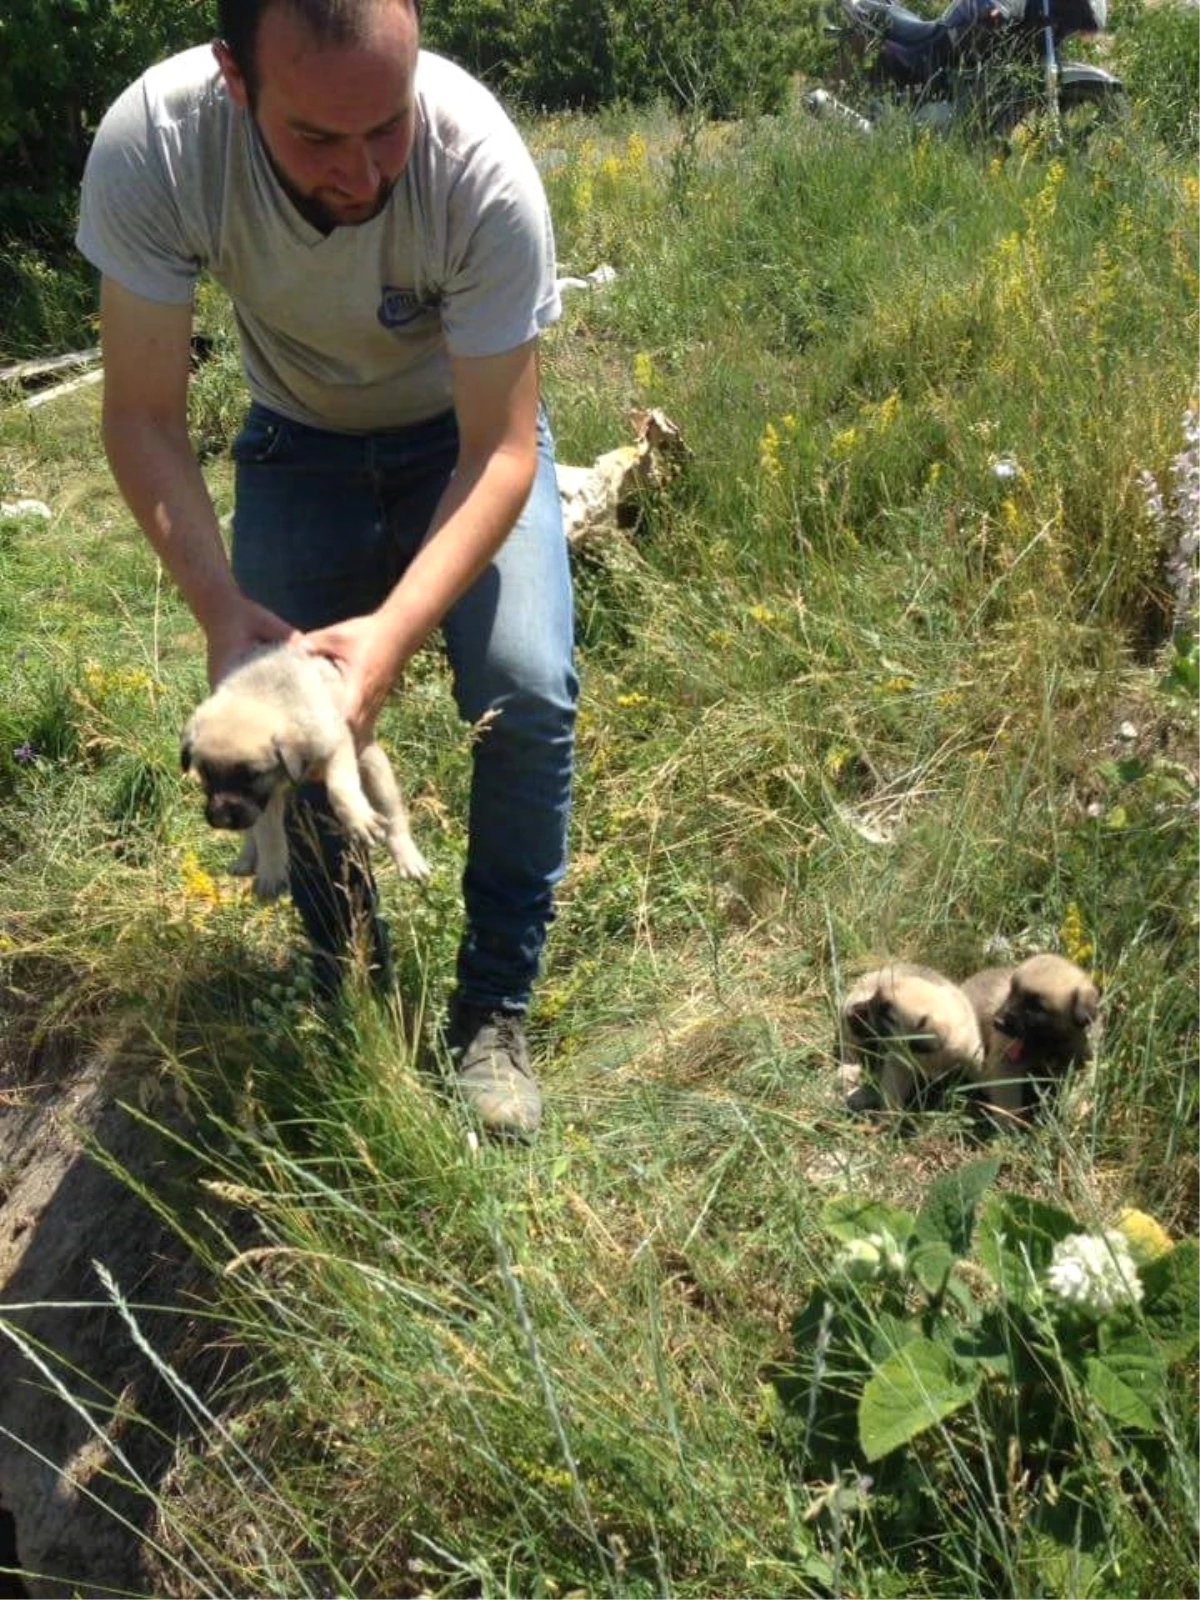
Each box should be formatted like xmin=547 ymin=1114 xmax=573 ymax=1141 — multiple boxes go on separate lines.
xmin=0 ymin=74 xmax=1196 ymax=1600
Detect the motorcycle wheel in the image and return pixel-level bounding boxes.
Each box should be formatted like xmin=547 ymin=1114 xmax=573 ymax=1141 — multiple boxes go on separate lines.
xmin=999 ymin=81 xmax=1130 ymax=148
xmin=1058 ymin=80 xmax=1130 ymax=140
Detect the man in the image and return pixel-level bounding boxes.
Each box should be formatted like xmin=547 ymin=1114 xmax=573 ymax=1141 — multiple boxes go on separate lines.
xmin=76 ymin=0 xmax=578 ymax=1140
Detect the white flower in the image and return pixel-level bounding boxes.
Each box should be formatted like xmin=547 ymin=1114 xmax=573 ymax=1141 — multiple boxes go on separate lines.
xmin=836 ymin=1229 xmax=908 ymax=1283
xmin=1045 ymin=1230 xmax=1144 ymax=1318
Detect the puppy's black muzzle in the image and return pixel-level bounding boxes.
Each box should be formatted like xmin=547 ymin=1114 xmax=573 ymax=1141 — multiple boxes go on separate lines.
xmin=205 ymin=794 xmax=260 ymax=831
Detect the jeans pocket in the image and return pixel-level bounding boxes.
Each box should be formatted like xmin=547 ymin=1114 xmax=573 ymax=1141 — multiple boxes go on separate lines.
xmin=231 ymin=409 xmax=293 ymax=466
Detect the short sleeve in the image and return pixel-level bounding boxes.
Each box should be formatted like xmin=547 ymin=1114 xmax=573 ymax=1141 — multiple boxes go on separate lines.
xmin=75 ymin=73 xmax=200 ymax=305
xmin=437 ymin=131 xmax=561 ymax=359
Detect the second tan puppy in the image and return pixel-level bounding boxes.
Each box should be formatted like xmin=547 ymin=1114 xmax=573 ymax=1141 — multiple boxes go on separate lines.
xmin=181 ymin=643 xmax=430 ymax=901
xmin=962 ymin=954 xmax=1100 ymax=1119
xmin=838 ymin=962 xmax=984 ymax=1113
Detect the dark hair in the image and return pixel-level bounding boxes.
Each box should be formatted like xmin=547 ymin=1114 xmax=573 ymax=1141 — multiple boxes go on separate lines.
xmin=217 ymin=0 xmax=420 ymax=102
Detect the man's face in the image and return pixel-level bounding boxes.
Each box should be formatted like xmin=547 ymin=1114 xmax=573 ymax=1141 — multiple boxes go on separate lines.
xmin=216 ymin=0 xmax=418 ymax=232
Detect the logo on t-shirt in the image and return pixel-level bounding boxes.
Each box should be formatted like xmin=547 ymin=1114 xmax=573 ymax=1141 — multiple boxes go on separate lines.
xmin=377 ymin=286 xmax=434 ymax=330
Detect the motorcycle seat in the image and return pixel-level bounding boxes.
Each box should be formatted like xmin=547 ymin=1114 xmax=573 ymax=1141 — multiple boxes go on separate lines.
xmin=881 ymin=5 xmax=946 ymax=41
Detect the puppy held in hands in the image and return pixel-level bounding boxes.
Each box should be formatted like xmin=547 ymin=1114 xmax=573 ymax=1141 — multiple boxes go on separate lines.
xmin=181 ymin=643 xmax=429 ymax=901
xmin=838 ymin=962 xmax=984 ymax=1114
xmin=962 ymin=954 xmax=1100 ymax=1121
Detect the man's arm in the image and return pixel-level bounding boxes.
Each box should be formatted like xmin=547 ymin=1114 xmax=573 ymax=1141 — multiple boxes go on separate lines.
xmin=305 ymin=337 xmax=542 ymax=737
xmin=99 ymin=276 xmax=293 ymax=683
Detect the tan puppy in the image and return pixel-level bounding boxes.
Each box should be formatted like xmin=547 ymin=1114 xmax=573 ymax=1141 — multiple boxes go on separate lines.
xmin=838 ymin=962 xmax=984 ymax=1113
xmin=961 ymin=954 xmax=1100 ymax=1120
xmin=181 ymin=644 xmax=429 ymax=901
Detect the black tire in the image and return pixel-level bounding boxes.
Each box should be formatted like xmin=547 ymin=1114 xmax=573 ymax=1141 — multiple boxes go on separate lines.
xmin=1058 ymin=79 xmax=1130 ymax=142
xmin=995 ymin=78 xmax=1128 ymax=147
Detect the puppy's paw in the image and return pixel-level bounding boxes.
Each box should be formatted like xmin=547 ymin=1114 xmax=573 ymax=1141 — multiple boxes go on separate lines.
xmin=344 ymin=804 xmax=388 ymax=849
xmin=229 ymin=836 xmax=257 ymax=878
xmin=252 ymin=868 xmax=289 ymax=902
xmin=835 ymin=1061 xmax=877 ymax=1115
xmin=389 ymin=832 xmax=431 ymax=882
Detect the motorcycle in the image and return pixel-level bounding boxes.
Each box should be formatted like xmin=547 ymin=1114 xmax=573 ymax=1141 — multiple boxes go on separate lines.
xmin=806 ymin=0 xmax=1125 ymax=140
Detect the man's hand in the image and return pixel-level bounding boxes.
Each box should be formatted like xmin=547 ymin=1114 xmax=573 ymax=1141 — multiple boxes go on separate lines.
xmin=302 ymin=611 xmax=403 ymax=744
xmin=206 ymin=595 xmax=299 ymax=688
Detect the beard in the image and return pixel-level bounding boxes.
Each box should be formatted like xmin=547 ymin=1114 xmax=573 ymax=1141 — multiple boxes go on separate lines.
xmin=255 ymin=121 xmax=396 ymax=233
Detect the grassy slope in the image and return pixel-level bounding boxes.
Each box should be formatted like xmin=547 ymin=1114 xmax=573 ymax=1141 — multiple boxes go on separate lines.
xmin=0 ymin=89 xmax=1197 ymax=1598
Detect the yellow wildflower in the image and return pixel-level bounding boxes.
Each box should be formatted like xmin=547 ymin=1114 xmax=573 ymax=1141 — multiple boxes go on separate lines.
xmin=1059 ymin=901 xmax=1095 ymax=967
xmin=824 ymin=746 xmax=851 ymax=778
xmin=633 ymin=351 xmax=657 ymax=391
xmin=625 ymin=131 xmax=648 ymax=170
xmin=83 ymin=660 xmax=108 ymax=697
xmin=749 ymin=604 xmax=780 ymax=626
xmin=180 ymin=849 xmax=221 ymax=909
xmin=831 ymin=427 xmax=859 ymax=460
xmin=884 ymin=675 xmax=915 ymax=693
xmin=82 ymin=660 xmax=155 ymax=701
xmin=1113 ymin=1209 xmax=1174 ymax=1265
xmin=759 ymin=421 xmax=783 ymax=481
xmin=616 ymin=691 xmax=650 ymax=709
xmin=871 ymin=391 xmax=901 ymax=429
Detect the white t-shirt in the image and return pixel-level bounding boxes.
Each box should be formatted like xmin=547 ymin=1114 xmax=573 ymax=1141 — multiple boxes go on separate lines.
xmin=76 ymin=45 xmax=561 ymax=432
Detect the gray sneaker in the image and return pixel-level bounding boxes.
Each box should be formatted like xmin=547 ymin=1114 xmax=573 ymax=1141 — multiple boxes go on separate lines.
xmin=446 ymin=1002 xmax=543 ymax=1140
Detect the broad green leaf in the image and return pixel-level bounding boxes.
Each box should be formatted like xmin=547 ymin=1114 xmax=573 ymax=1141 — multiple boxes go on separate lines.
xmin=1139 ymin=1239 xmax=1199 ymax=1360
xmin=977 ymin=1192 xmax=1080 ymax=1307
xmin=951 ymin=1317 xmax=1014 ymax=1379
xmin=858 ymin=1336 xmax=980 ymax=1462
xmin=821 ymin=1194 xmax=916 ymax=1247
xmin=914 ymin=1158 xmax=1001 ymax=1256
xmin=1026 ymin=1534 xmax=1105 ymax=1598
xmin=868 ymin=1310 xmax=922 ymax=1366
xmin=944 ymin=1273 xmax=980 ymax=1319
xmin=909 ymin=1239 xmax=956 ymax=1297
xmin=1084 ymin=1352 xmax=1164 ymax=1432
xmin=1031 ymin=1470 xmax=1112 ymax=1595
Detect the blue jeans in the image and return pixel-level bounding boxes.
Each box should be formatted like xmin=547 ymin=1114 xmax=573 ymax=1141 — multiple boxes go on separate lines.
xmin=229 ymin=402 xmax=578 ymax=1012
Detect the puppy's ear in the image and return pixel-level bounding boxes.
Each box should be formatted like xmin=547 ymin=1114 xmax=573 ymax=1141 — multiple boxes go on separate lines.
xmin=273 ymin=737 xmax=310 ymax=784
xmin=908 ymin=1015 xmax=938 ymax=1054
xmin=180 ymin=733 xmax=193 ymax=775
xmin=843 ymin=997 xmax=873 ymax=1035
xmin=1073 ymin=985 xmax=1099 ymax=1028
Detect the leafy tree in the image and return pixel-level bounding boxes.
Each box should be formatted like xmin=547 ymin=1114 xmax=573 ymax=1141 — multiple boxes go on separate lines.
xmin=0 ymin=0 xmax=215 ymax=240
xmin=422 ymin=0 xmax=815 ymax=116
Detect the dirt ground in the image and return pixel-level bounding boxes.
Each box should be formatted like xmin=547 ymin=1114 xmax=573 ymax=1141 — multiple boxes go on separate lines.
xmin=0 ymin=1013 xmax=232 ymax=1598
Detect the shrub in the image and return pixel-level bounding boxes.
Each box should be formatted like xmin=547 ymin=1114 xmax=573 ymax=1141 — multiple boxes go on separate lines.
xmin=1112 ymin=0 xmax=1200 ymax=152
xmin=422 ymin=0 xmax=817 ymax=115
xmin=772 ymin=1163 xmax=1199 ymax=1595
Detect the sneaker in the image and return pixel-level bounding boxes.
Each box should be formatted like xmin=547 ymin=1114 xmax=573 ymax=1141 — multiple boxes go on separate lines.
xmin=445 ymin=1001 xmax=543 ymax=1140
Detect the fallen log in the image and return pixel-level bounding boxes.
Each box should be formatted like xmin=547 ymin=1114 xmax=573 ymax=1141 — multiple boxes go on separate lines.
xmin=0 ymin=347 xmax=100 ymax=388
xmin=25 ymin=369 xmax=104 ymax=411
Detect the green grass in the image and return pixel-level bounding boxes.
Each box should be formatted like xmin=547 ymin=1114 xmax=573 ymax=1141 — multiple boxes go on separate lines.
xmin=0 ymin=69 xmax=1197 ymax=1600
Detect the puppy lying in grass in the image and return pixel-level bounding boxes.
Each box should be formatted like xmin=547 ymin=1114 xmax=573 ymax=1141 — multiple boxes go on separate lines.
xmin=961 ymin=954 xmax=1100 ymax=1121
xmin=181 ymin=643 xmax=429 ymax=901
xmin=837 ymin=954 xmax=1101 ymax=1123
xmin=837 ymin=962 xmax=985 ymax=1114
